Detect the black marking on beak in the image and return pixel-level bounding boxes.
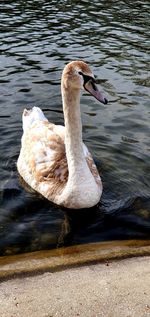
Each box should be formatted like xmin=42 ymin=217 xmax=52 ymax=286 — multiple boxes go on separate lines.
xmin=78 ymin=71 xmax=96 ymax=86
xmin=104 ymin=98 xmax=108 ymax=104
xmin=79 ymin=71 xmax=108 ymax=104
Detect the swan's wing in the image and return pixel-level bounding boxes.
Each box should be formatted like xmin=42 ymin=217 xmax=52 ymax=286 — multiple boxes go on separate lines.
xmin=17 ymin=120 xmax=68 ymax=199
xmin=83 ymin=144 xmax=102 ymax=187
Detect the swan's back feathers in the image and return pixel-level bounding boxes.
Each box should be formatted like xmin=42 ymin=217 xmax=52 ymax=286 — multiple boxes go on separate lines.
xmin=18 ymin=118 xmax=68 ymax=201
xmin=22 ymin=107 xmax=48 ymax=131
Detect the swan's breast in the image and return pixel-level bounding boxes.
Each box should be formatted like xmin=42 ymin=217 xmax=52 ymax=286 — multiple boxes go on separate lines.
xmin=83 ymin=144 xmax=102 ymax=187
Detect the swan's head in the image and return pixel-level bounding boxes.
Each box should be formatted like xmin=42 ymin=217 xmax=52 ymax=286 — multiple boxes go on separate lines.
xmin=62 ymin=61 xmax=108 ymax=105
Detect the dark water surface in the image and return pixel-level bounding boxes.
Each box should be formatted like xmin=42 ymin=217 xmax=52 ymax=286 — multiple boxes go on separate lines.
xmin=0 ymin=0 xmax=150 ymax=256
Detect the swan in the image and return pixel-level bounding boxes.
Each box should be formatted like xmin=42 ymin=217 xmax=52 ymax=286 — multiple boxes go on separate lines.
xmin=17 ymin=61 xmax=108 ymax=209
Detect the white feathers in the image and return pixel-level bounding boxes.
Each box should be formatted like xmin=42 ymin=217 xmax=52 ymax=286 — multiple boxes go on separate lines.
xmin=22 ymin=107 xmax=48 ymax=132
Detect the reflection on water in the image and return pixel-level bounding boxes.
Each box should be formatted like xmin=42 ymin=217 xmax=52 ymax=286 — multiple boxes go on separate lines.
xmin=0 ymin=0 xmax=150 ymax=255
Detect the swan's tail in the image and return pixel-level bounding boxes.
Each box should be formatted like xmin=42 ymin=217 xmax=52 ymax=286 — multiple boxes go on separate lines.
xmin=22 ymin=107 xmax=48 ymax=131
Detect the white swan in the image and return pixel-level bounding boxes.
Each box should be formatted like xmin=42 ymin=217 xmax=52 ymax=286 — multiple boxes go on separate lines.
xmin=17 ymin=61 xmax=108 ymax=209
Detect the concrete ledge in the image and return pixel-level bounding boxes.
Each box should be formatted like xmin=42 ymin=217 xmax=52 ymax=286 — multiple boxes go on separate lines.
xmin=0 ymin=255 xmax=150 ymax=317
xmin=0 ymin=239 xmax=150 ymax=281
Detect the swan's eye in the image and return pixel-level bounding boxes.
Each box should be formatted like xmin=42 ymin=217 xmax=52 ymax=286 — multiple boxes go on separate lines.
xmin=78 ymin=71 xmax=96 ymax=86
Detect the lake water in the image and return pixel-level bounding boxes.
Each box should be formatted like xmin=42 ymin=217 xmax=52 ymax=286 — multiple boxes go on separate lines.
xmin=0 ymin=0 xmax=150 ymax=255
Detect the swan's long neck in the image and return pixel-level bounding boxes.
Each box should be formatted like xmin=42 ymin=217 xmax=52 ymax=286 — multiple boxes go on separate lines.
xmin=59 ymin=73 xmax=101 ymax=208
xmin=62 ymin=83 xmax=86 ymax=178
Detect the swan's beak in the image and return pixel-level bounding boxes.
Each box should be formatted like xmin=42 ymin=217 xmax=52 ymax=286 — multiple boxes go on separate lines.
xmin=84 ymin=80 xmax=108 ymax=105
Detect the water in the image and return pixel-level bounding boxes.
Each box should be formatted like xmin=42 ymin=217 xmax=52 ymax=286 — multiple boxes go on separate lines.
xmin=0 ymin=0 xmax=150 ymax=256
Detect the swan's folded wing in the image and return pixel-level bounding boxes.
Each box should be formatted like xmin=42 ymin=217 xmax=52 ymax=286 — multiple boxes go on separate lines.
xmin=17 ymin=121 xmax=68 ymax=197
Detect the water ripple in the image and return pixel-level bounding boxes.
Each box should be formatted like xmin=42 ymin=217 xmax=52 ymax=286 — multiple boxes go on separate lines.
xmin=0 ymin=0 xmax=150 ymax=255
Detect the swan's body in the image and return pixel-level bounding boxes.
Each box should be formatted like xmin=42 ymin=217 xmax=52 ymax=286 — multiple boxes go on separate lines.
xmin=17 ymin=61 xmax=108 ymax=209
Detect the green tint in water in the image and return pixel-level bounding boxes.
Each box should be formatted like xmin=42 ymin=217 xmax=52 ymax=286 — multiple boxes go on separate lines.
xmin=0 ymin=0 xmax=150 ymax=255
